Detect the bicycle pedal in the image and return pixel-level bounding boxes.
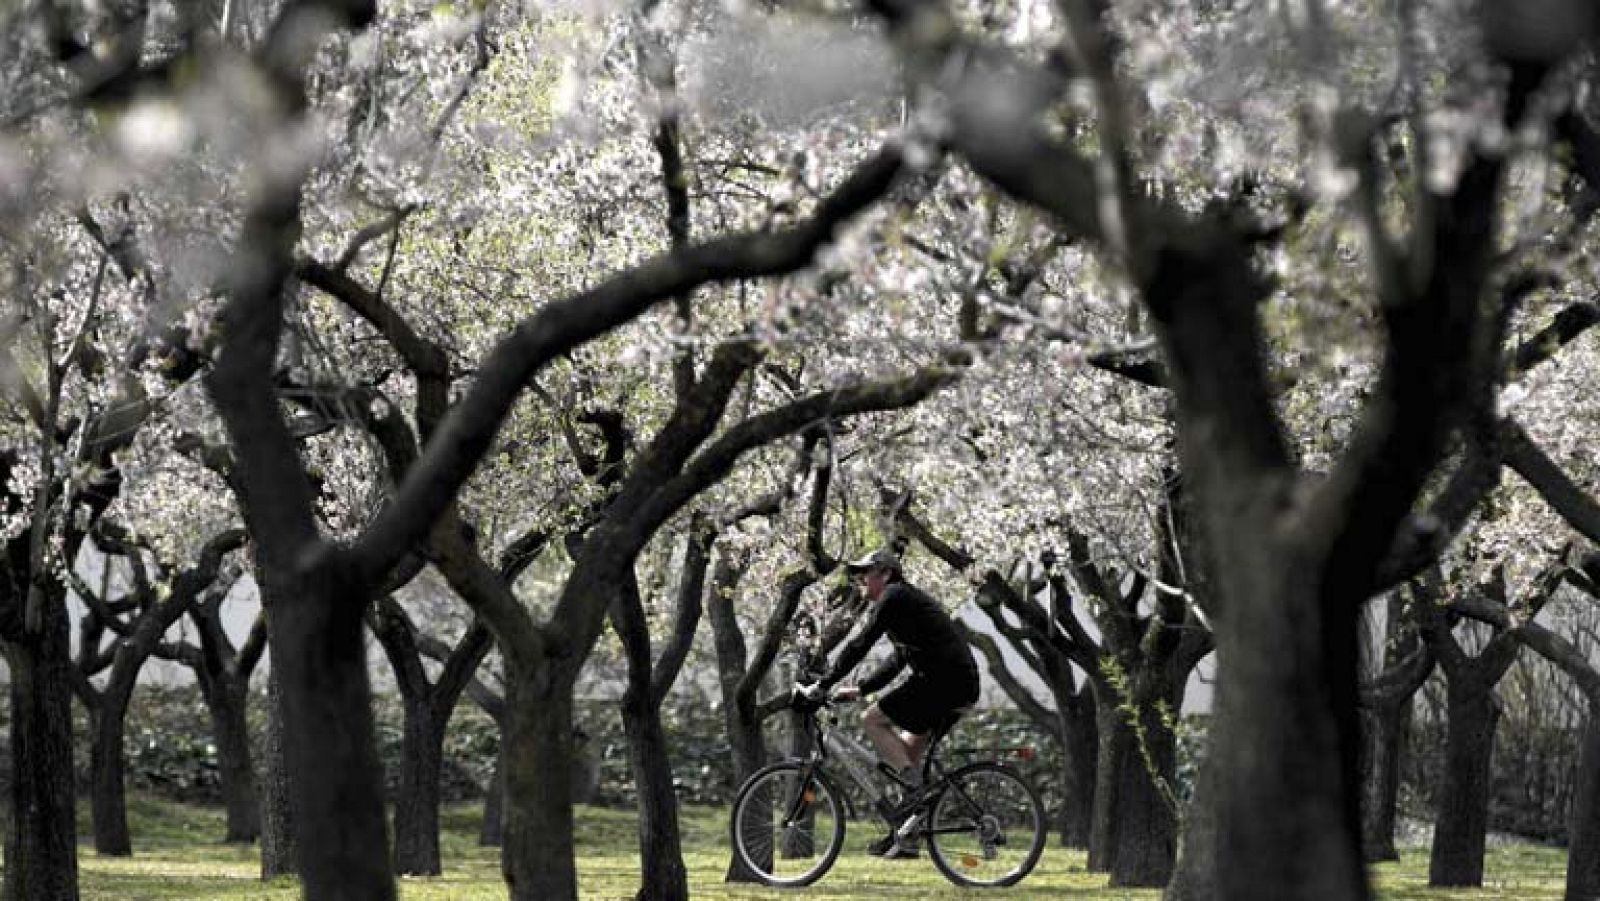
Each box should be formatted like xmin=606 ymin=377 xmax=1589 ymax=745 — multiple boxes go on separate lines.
xmin=885 ymin=842 xmax=920 ymax=860
xmin=895 ymin=812 xmax=923 ymax=841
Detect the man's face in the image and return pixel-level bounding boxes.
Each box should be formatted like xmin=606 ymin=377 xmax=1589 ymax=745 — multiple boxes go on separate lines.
xmin=854 ymin=567 xmax=892 ymax=601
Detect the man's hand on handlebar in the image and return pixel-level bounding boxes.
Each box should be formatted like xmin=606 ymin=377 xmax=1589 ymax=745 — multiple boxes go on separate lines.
xmin=792 ymin=682 xmax=860 ymax=706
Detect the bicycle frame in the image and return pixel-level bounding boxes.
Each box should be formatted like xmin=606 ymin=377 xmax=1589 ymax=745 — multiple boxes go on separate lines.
xmin=780 ymin=700 xmax=960 ymax=828
xmin=736 ymin=697 xmax=1048 ymax=889
xmin=779 ymin=704 xmax=862 ymax=823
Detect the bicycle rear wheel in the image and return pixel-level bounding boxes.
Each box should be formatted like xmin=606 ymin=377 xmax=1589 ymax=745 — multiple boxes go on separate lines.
xmin=730 ymin=762 xmax=845 ymax=887
xmin=926 ymin=761 xmax=1045 ymax=887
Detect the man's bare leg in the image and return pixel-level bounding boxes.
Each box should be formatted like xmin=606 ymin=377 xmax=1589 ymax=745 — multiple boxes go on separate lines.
xmin=902 ymin=730 xmax=931 ymax=775
xmin=863 ymin=704 xmax=914 ymax=771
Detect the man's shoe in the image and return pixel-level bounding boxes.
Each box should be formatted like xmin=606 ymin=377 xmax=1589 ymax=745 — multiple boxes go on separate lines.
xmin=867 ymin=833 xmax=919 ymax=859
xmin=885 ymin=840 xmax=919 ymax=859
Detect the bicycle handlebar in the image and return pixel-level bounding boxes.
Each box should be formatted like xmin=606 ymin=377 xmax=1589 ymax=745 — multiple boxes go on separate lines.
xmin=756 ymin=684 xmax=853 ymax=718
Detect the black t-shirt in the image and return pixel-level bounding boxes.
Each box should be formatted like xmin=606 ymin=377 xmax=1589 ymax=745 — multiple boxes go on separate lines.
xmin=821 ymin=581 xmax=979 ymax=695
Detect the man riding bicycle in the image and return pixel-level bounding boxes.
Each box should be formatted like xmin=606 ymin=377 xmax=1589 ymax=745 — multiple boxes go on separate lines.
xmin=800 ymin=548 xmax=980 ymax=857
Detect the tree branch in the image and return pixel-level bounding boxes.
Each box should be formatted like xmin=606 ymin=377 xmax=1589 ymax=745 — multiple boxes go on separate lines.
xmin=650 ymin=513 xmax=714 ymax=706
xmin=1503 ymin=418 xmax=1600 ymax=544
xmin=1508 ymin=300 xmax=1600 ymax=376
xmin=960 ymin=621 xmax=1056 ymax=729
xmin=67 ymin=567 xmax=135 ymax=637
xmin=236 ymin=610 xmax=269 ymax=679
xmin=737 ymin=568 xmax=815 ymax=713
xmin=1359 ymin=642 xmax=1434 ymax=709
xmin=350 ymin=147 xmax=905 ymax=584
xmin=624 ymin=365 xmax=957 ymax=550
xmin=434 ymin=619 xmax=494 ymax=717
xmin=367 ymin=594 xmax=431 ymax=700
xmin=416 ymin=630 xmax=505 ymax=722
xmin=1450 ymin=595 xmax=1600 ymax=706
xmin=895 ymin=500 xmax=976 ymax=572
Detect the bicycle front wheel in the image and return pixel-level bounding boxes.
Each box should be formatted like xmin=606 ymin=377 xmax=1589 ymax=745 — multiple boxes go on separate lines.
xmin=730 ymin=762 xmax=845 ymax=887
xmin=926 ymin=761 xmax=1045 ymax=887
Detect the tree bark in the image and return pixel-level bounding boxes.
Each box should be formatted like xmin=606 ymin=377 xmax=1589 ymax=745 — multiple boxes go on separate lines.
xmin=611 ymin=573 xmax=689 ymax=901
xmin=206 ymin=681 xmax=260 ymax=843
xmin=1165 ymin=745 xmax=1217 ymax=901
xmin=1420 ymin=580 xmax=1522 ymax=889
xmin=372 ymin=596 xmax=490 ymax=878
xmin=259 ymin=668 xmax=297 ymax=879
xmin=391 ymin=699 xmax=446 ymax=876
xmin=266 ymin=566 xmax=393 ymax=900
xmin=2 ymin=608 xmax=80 ymax=901
xmin=1206 ymin=526 xmax=1368 ymax=901
xmin=189 ymin=601 xmax=265 ymax=846
xmin=1109 ymin=700 xmax=1178 ymax=887
xmin=1357 ymin=597 xmax=1431 ymax=864
xmin=1086 ymin=672 xmax=1180 ymax=886
xmin=1428 ymin=684 xmax=1501 ymax=887
xmin=1568 ymin=715 xmax=1600 ymax=901
xmin=501 ymin=668 xmax=577 ymax=901
xmin=480 ymin=740 xmax=505 ymax=847
xmin=1441 ymin=581 xmax=1600 ymax=900
xmin=78 ymin=529 xmax=245 ymax=858
xmin=706 ymin=549 xmax=768 ymax=882
xmin=88 ymin=699 xmax=133 ymax=856
xmin=1088 ymin=698 xmax=1126 ymax=873
xmin=1358 ymin=701 xmax=1410 ymax=862
xmin=1056 ymin=688 xmax=1098 ymax=849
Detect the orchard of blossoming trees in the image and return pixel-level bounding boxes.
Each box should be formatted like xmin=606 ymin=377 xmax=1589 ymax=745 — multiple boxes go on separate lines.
xmin=3 ymin=0 xmax=1600 ymax=898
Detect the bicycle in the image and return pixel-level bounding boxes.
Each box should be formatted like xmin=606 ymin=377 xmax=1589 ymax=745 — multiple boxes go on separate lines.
xmin=729 ymin=690 xmax=1046 ymax=888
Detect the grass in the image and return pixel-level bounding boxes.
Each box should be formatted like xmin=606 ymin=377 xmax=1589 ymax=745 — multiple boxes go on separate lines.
xmin=59 ymin=795 xmax=1571 ymax=899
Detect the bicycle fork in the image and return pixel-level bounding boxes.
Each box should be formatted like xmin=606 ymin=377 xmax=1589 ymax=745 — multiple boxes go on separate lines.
xmin=780 ymin=763 xmax=823 ymax=828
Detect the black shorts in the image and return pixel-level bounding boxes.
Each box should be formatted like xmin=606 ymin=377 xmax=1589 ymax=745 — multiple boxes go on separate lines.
xmin=879 ymin=672 xmax=979 ymax=734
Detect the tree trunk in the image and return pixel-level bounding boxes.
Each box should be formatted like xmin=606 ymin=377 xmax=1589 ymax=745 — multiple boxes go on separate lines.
xmin=612 ymin=581 xmax=689 ymax=901
xmin=1088 ymin=698 xmax=1127 ymax=873
xmin=726 ymin=700 xmax=766 ymax=791
xmin=268 ymin=569 xmax=394 ymax=900
xmin=391 ymin=699 xmax=446 ymax=876
xmin=706 ymin=551 xmax=767 ymax=882
xmin=501 ymin=668 xmax=577 ymax=901
xmin=1358 ymin=701 xmax=1409 ymax=862
xmin=619 ymin=688 xmax=688 ymax=901
xmin=718 ymin=714 xmax=767 ymax=879
xmin=88 ymin=699 xmax=133 ymax=856
xmin=1057 ymin=691 xmax=1097 ymax=849
xmin=1428 ymin=684 xmax=1500 ymax=887
xmin=779 ymin=709 xmax=816 ymax=858
xmin=1208 ymin=541 xmax=1367 ymax=901
xmin=207 ymin=683 xmax=260 ymax=844
xmin=259 ymin=668 xmax=297 ymax=879
xmin=480 ymin=737 xmax=505 ymax=847
xmin=2 ymin=618 xmax=80 ymax=901
xmin=1109 ymin=700 xmax=1177 ymax=887
xmin=1165 ymin=749 xmax=1217 ymax=901
xmin=1568 ymin=715 xmax=1600 ymax=901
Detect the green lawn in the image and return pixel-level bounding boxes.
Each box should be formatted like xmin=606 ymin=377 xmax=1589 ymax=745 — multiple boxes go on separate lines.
xmin=60 ymin=796 xmax=1571 ymax=899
